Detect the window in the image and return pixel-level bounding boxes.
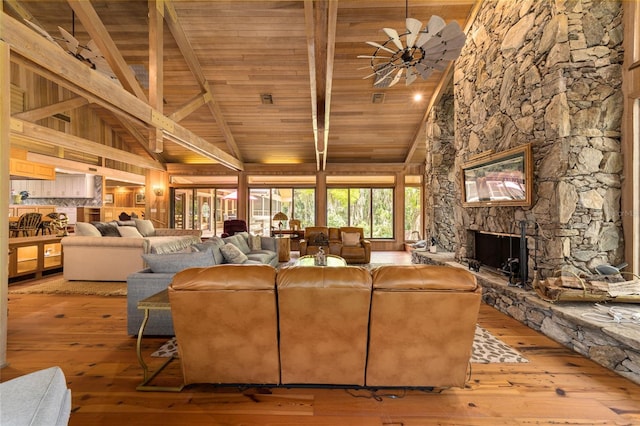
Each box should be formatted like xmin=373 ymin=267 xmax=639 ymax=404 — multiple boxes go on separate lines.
xmin=249 ymin=187 xmax=316 ymax=235
xmin=405 ymin=186 xmax=422 ymax=240
xmin=327 ymin=187 xmax=394 ymax=239
xmin=171 ymin=188 xmax=237 ymax=238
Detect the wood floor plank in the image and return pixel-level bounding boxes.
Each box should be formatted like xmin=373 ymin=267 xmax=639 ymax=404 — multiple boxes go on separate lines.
xmin=3 ymin=252 xmax=640 ymax=425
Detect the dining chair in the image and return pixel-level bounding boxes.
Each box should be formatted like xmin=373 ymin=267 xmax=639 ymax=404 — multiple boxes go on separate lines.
xmin=11 ymin=212 xmax=43 ymax=237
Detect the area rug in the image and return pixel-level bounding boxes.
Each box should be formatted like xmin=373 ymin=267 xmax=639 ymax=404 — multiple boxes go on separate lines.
xmin=8 ymin=277 xmax=127 ymax=296
xmin=152 ymin=325 xmax=528 ymax=364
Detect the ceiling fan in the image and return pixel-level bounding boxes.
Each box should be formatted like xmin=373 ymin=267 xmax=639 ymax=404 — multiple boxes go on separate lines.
xmin=23 ymin=17 xmax=117 ymax=81
xmin=359 ymin=1 xmax=467 ymax=88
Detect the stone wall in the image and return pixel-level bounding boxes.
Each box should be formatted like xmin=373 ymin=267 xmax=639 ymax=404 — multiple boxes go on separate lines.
xmin=424 ymin=87 xmax=457 ymax=252
xmin=424 ymin=0 xmax=625 ymax=277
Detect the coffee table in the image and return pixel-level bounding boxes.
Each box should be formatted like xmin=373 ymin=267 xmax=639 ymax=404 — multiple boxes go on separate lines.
xmin=295 ymin=254 xmax=347 ymax=267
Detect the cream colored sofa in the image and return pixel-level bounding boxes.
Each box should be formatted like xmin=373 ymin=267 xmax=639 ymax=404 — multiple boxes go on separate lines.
xmin=62 ymin=220 xmax=201 ymax=281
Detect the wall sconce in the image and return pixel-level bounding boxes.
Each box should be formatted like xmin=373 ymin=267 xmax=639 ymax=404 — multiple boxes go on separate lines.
xmin=152 ymin=186 xmax=164 ymax=197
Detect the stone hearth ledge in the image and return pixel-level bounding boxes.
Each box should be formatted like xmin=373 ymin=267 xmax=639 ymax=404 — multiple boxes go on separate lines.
xmin=412 ymin=250 xmax=640 ymax=385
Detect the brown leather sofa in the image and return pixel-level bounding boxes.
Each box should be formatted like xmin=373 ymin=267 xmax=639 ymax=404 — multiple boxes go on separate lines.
xmin=299 ymin=226 xmax=371 ymax=264
xmin=168 ymin=263 xmax=481 ymax=388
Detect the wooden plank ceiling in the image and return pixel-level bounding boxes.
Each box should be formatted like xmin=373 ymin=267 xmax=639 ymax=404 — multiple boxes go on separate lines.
xmin=5 ymin=0 xmax=477 ymax=171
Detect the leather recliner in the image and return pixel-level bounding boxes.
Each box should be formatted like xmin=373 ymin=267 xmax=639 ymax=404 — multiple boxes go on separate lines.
xmin=299 ymin=226 xmax=371 ymax=264
xmin=168 ymin=264 xmax=280 ymax=385
xmin=276 ymin=266 xmax=372 ymax=385
xmin=366 ymin=265 xmax=482 ymax=388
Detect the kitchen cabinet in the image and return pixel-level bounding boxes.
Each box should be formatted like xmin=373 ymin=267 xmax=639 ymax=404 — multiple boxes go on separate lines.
xmin=12 ymin=174 xmax=95 ymax=198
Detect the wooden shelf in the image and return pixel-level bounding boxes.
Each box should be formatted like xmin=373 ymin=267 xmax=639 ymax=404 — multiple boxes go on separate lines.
xmin=9 ymin=236 xmax=63 ymax=280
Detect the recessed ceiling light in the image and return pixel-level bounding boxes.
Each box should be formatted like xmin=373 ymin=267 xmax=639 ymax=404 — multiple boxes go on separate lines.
xmin=413 ymin=93 xmax=423 ymax=101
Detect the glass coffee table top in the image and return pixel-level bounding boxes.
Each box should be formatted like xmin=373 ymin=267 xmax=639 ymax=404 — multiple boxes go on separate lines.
xmin=295 ymin=254 xmax=347 ymax=267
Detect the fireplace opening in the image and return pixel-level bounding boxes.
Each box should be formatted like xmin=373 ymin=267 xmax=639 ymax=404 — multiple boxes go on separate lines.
xmin=472 ymin=231 xmax=526 ymax=283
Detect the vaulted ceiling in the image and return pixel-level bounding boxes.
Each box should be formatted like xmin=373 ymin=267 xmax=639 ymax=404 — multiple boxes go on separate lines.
xmin=4 ymin=0 xmax=479 ymax=172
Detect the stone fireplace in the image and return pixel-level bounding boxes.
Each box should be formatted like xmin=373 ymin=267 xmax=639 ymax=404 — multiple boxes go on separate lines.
xmin=423 ymin=0 xmax=625 ymax=280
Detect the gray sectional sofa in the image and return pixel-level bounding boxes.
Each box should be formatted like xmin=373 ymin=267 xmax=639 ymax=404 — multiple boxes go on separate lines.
xmin=127 ymin=231 xmax=279 ymax=335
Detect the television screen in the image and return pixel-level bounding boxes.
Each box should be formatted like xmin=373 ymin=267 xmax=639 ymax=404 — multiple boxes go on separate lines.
xmin=462 ymin=144 xmax=532 ymax=207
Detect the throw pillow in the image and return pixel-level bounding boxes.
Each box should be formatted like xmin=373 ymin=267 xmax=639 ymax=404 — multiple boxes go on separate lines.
xmin=75 ymin=222 xmax=102 ymax=237
xmin=142 ymin=249 xmax=215 ymax=273
xmin=117 ymin=226 xmax=143 ymax=238
xmin=342 ymin=232 xmax=361 ymax=247
xmin=220 ymin=243 xmax=248 ymax=264
xmin=223 ymin=234 xmax=251 ymax=254
xmin=134 ymin=219 xmax=156 ymax=237
xmin=193 ymin=237 xmax=225 ymax=265
xmin=248 ymin=234 xmax=261 ymax=250
xmin=91 ymin=221 xmax=120 ymax=237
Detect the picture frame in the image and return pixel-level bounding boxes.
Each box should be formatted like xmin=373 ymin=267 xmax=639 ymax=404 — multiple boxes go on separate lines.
xmin=461 ymin=144 xmax=533 ymax=207
xmin=135 ymin=192 xmax=145 ymax=204
xmin=104 ymin=193 xmax=114 ymax=204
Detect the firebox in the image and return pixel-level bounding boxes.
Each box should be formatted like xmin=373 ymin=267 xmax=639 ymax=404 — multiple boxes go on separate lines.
xmin=471 ymin=231 xmax=527 ymax=283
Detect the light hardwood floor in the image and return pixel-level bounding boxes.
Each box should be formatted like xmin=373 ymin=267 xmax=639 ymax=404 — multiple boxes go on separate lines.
xmin=3 ymin=252 xmax=640 ymax=425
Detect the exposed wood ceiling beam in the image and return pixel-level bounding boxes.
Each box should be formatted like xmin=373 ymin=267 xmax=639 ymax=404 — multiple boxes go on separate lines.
xmin=148 ymin=0 xmax=164 ymax=153
xmin=2 ymin=13 xmax=243 ymax=171
xmin=304 ymin=0 xmax=338 ymax=172
xmin=303 ymin=0 xmax=321 ymax=170
xmin=11 ymin=118 xmax=165 ymax=171
xmin=12 ymin=96 xmax=88 ymax=121
xmin=67 ymin=0 xmax=147 ymax=102
xmin=163 ymin=0 xmax=242 ymax=161
xmin=169 ymin=91 xmax=210 ymax=123
xmin=404 ymin=0 xmax=484 ymax=165
xmin=110 ymin=113 xmax=166 ymax=164
xmin=322 ymin=0 xmax=338 ymax=171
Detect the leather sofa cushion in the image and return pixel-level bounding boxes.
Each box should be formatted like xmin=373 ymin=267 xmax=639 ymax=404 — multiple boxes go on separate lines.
xmin=171 ymin=264 xmax=277 ymax=291
xmin=277 ymin=265 xmax=371 ymax=289
xmin=372 ymin=265 xmax=478 ymax=291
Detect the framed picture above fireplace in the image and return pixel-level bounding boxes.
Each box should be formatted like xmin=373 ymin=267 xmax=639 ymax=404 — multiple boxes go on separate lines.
xmin=461 ymin=144 xmax=533 ymax=207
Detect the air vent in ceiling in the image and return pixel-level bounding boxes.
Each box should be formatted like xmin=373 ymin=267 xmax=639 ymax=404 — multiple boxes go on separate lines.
xmin=371 ymin=93 xmax=385 ymax=104
xmin=52 ymin=113 xmax=71 ymax=123
xmin=261 ymin=93 xmax=274 ymax=105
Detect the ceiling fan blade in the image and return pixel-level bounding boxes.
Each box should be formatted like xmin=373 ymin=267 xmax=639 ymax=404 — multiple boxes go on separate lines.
xmin=405 ymin=68 xmax=418 ymax=85
xmin=420 ymin=59 xmax=448 ymax=71
xmin=358 ymin=55 xmax=392 ymax=59
xmin=82 ymin=39 xmax=102 ymax=60
xmin=58 ymin=26 xmax=80 ymax=54
xmin=382 ymin=27 xmax=404 ymax=50
xmin=405 ymin=17 xmax=423 ymax=47
xmin=439 ymin=21 xmax=463 ymax=41
xmin=390 ymin=68 xmax=404 ymax=86
xmin=415 ymin=15 xmax=446 ymax=47
xmin=414 ymin=63 xmax=433 ymax=79
xmin=24 ymin=19 xmax=57 ymax=43
xmin=375 ymin=66 xmax=397 ymax=85
xmin=423 ymin=34 xmax=466 ymax=55
xmin=366 ymin=41 xmax=398 ymax=55
xmin=441 ymin=49 xmax=464 ymax=61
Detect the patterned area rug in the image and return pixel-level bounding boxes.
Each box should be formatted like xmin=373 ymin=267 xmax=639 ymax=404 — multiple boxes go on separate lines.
xmin=9 ymin=277 xmax=126 ymax=296
xmin=152 ymin=325 xmax=528 ymax=364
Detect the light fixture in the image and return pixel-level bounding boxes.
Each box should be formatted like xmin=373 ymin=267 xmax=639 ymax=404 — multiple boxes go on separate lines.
xmin=272 ymin=212 xmax=288 ymax=233
xmin=152 ymin=186 xmax=164 ymax=197
xmin=359 ymin=0 xmax=466 ymax=87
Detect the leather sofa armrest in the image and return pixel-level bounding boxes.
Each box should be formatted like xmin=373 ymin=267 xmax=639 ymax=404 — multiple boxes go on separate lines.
xmin=259 ymin=236 xmax=277 ymax=252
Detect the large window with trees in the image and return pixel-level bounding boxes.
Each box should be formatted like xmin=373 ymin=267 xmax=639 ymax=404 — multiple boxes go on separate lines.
xmin=327 ymin=187 xmax=394 ymax=239
xmin=249 ymin=187 xmax=315 ymax=235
